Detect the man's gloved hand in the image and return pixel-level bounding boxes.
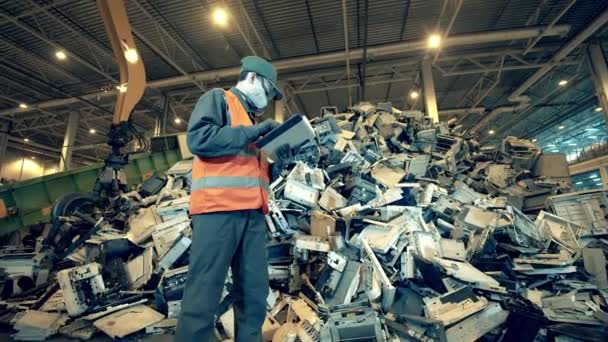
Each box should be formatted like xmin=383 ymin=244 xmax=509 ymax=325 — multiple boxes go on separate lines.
xmin=243 ymin=119 xmax=281 ymax=142
xmin=257 ymin=119 xmax=280 ymax=136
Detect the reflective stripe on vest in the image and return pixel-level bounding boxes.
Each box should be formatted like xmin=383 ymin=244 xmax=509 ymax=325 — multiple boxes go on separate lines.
xmin=191 ymin=176 xmax=269 ymax=191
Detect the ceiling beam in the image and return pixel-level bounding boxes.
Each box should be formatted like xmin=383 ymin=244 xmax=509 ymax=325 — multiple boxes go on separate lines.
xmin=0 ymin=9 xmax=116 ymax=83
xmin=0 ymin=25 xmax=572 ymax=117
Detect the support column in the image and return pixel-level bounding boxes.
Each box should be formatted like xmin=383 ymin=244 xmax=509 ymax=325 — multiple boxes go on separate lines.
xmin=600 ymin=166 xmax=608 ymax=189
xmin=59 ymin=112 xmax=79 ymax=172
xmin=155 ymin=95 xmax=169 ymax=136
xmin=421 ymin=58 xmax=439 ymax=123
xmin=0 ymin=121 xmax=8 ymax=177
xmin=588 ymin=42 xmax=608 ymax=121
xmin=275 ymin=82 xmax=286 ymax=123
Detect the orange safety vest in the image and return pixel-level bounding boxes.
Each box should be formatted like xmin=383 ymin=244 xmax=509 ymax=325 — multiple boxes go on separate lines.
xmin=190 ymin=90 xmax=270 ymax=215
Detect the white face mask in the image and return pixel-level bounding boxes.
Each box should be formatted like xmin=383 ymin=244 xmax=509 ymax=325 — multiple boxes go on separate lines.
xmin=236 ymin=73 xmax=269 ymax=111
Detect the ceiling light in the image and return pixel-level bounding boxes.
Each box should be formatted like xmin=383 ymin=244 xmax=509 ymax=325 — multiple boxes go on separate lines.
xmin=174 ymin=117 xmax=182 ymax=124
xmin=558 ymin=79 xmax=568 ymax=86
xmin=558 ymin=125 xmax=565 ymax=129
xmin=532 ymin=138 xmax=537 ymax=142
xmin=124 ymin=48 xmax=139 ymax=64
xmin=488 ymin=129 xmax=495 ymax=135
xmin=116 ymin=84 xmax=127 ymax=93
xmin=427 ymin=34 xmax=441 ymax=49
xmin=595 ymin=107 xmax=603 ymax=112
xmin=212 ymin=8 xmax=229 ymax=27
xmin=409 ymin=91 xmax=419 ymax=99
xmin=55 ymin=50 xmax=67 ymax=60
xmin=19 ymin=103 xmax=28 ymax=109
xmin=575 ymin=181 xmax=583 ymax=185
xmin=89 ymin=128 xmax=96 ymax=134
xmin=546 ymin=144 xmax=555 ymax=147
xmin=31 ymin=156 xmax=36 ymax=160
xmin=24 ymin=138 xmax=29 ymax=142
xmin=567 ymin=143 xmax=577 ymax=146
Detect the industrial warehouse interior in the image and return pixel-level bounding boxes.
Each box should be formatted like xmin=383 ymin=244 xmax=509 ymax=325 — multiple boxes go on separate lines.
xmin=1 ymin=0 xmax=608 ymax=341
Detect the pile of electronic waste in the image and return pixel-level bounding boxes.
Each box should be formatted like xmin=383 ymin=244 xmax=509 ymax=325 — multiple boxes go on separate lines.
xmin=1 ymin=101 xmax=607 ymax=341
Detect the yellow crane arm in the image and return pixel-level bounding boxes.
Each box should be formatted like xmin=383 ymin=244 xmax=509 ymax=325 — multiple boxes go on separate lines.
xmin=97 ymin=0 xmax=146 ymax=124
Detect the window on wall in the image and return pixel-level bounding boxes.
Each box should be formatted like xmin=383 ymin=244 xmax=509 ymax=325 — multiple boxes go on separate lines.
xmin=566 ymin=151 xmax=580 ymax=163
xmin=572 ymin=170 xmax=604 ymax=191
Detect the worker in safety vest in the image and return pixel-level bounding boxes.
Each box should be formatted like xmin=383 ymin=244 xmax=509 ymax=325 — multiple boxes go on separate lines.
xmin=176 ymin=56 xmax=282 ymax=342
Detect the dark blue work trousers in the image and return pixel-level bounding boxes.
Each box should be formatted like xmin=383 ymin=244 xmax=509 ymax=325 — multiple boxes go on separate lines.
xmin=175 ymin=209 xmax=269 ymax=342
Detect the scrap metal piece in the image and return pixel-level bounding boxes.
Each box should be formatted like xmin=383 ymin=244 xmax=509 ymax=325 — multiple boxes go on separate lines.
xmin=124 ymin=247 xmax=154 ymax=290
xmin=547 ymin=190 xmax=608 ymax=236
xmin=158 ymin=234 xmax=191 ymax=270
xmin=58 ymin=318 xmax=97 ymax=340
xmin=439 ymin=239 xmax=466 ymax=261
xmin=507 ymin=205 xmax=548 ymax=249
xmin=82 ymin=298 xmax=148 ymax=321
xmin=321 ymin=260 xmax=361 ymax=306
xmin=582 ymin=248 xmax=608 ymax=289
xmin=462 ymin=206 xmax=500 ymax=231
xmin=156 ymin=196 xmax=190 ymax=221
xmin=12 ymin=310 xmax=69 ymax=341
xmin=400 ymin=246 xmax=416 ymax=280
xmin=534 ymin=211 xmax=582 ymax=253
xmin=444 ymin=302 xmax=509 ymax=342
xmin=319 ymin=306 xmax=387 ymax=342
xmin=361 ymin=239 xmax=396 ymax=311
xmin=93 ymin=304 xmax=164 ymax=338
xmin=151 ymin=215 xmax=191 ymax=256
xmin=291 ymin=298 xmax=321 ymax=331
xmin=341 ymin=151 xmax=371 ymax=169
xmin=284 ymin=179 xmax=320 ymax=208
xmin=57 ymin=263 xmax=106 ymax=317
xmin=501 ymin=136 xmax=540 ymax=170
xmin=434 ymin=259 xmax=500 ymax=288
xmin=166 ymin=159 xmax=193 ymax=175
xmin=327 ymin=251 xmax=347 ymax=272
xmin=513 ymin=251 xmax=575 ymax=266
xmin=40 ymin=289 xmax=66 ymax=312
xmin=294 ymin=235 xmax=331 ymax=253
xmin=541 ymin=290 xmax=606 ymax=325
xmin=451 ymin=181 xmax=484 ymax=204
xmin=145 ymin=318 xmax=177 ymax=335
xmin=310 ymin=211 xmax=336 ymax=239
xmin=412 ymin=231 xmax=442 ymax=261
xmin=371 ymin=164 xmax=406 ymax=188
xmin=319 ymin=187 xmax=349 ymax=212
xmin=267 ymin=200 xmax=290 ymax=236
xmin=357 ymin=224 xmax=403 ymax=254
xmin=423 ymin=287 xmax=489 ymax=326
xmin=127 ymin=206 xmax=162 ymax=244
xmin=287 ymin=162 xmax=326 ymax=190
xmin=255 ymin=114 xmax=316 ymax=161
xmin=406 ymin=154 xmax=430 ymax=177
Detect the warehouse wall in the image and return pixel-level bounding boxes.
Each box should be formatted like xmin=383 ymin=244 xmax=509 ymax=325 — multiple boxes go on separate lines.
xmin=569 ymin=154 xmax=608 ymax=190
xmin=0 ymin=148 xmax=59 ymax=182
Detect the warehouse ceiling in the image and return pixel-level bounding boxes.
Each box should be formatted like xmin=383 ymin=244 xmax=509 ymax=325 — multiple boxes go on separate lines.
xmin=1 ymin=0 xmax=608 ymax=167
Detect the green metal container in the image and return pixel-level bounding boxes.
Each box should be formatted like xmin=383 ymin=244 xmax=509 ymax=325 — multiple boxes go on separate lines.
xmin=0 ymin=149 xmax=182 ymax=236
